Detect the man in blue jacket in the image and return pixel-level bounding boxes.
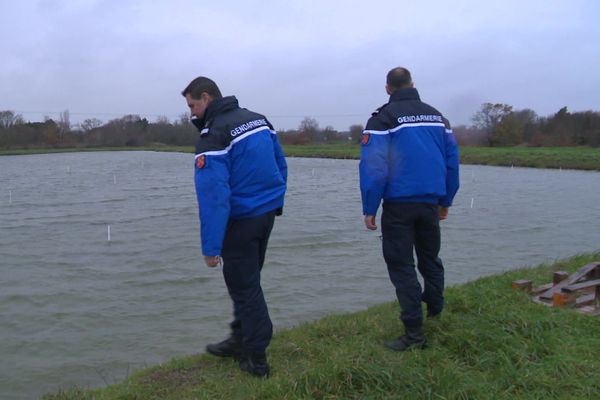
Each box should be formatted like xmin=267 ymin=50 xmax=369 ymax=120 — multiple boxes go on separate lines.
xmin=182 ymin=76 xmax=287 ymax=377
xmin=359 ymin=67 xmax=459 ymax=351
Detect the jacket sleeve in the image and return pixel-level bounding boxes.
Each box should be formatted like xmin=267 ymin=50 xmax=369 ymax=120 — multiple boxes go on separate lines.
xmin=267 ymin=123 xmax=287 ymax=216
xmin=271 ymin=129 xmax=288 ymax=184
xmin=359 ymin=118 xmax=390 ymax=216
xmin=440 ymin=124 xmax=460 ymax=207
xmin=194 ymin=149 xmax=231 ymax=257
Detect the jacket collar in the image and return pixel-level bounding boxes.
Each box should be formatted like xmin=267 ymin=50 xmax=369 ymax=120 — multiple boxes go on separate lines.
xmin=389 ymin=87 xmax=420 ymax=102
xmin=192 ymin=96 xmax=239 ymax=130
xmin=204 ymin=95 xmax=239 ymax=121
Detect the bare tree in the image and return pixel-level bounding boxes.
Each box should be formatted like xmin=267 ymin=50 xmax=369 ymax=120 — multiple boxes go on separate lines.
xmin=349 ymin=124 xmax=364 ymax=144
xmin=471 ymin=103 xmax=513 ymax=146
xmin=0 ymin=110 xmax=24 ymax=129
xmin=322 ymin=125 xmax=338 ymax=142
xmin=177 ymin=113 xmax=191 ymax=126
xmin=58 ymin=110 xmax=71 ymax=135
xmin=80 ymin=118 xmax=103 ymax=132
xmin=155 ymin=115 xmax=170 ymax=125
xmin=299 ymin=117 xmax=319 ymax=132
xmin=298 ymin=117 xmax=320 ymax=142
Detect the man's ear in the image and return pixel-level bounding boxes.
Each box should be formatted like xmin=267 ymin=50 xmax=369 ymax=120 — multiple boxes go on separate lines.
xmin=385 ymin=85 xmax=392 ymax=95
xmin=201 ymin=92 xmax=211 ymax=102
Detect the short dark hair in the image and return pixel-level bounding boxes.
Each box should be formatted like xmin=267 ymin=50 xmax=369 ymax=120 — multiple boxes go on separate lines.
xmin=181 ymin=76 xmax=223 ymax=100
xmin=386 ymin=67 xmax=413 ymax=90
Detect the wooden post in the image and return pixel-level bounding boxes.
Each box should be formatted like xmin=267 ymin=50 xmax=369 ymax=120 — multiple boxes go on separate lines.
xmin=596 ymin=286 xmax=600 ymax=308
xmin=553 ymin=291 xmax=577 ymax=307
xmin=512 ymin=279 xmax=532 ymax=293
xmin=592 ymin=264 xmax=600 ymax=280
xmin=553 ymin=271 xmax=569 ymax=285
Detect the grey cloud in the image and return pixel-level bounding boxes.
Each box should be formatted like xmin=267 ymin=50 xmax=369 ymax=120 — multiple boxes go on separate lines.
xmin=1 ymin=1 xmax=599 ymax=130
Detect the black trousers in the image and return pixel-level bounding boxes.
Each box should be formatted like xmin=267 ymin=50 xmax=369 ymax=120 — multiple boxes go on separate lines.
xmin=381 ymin=202 xmax=444 ymax=329
xmin=221 ymin=210 xmax=276 ymax=355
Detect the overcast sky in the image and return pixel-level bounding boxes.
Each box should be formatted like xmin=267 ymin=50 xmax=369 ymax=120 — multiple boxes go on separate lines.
xmin=1 ymin=0 xmax=598 ymax=131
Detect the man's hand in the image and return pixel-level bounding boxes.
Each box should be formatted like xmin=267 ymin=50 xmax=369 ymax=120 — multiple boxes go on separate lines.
xmin=438 ymin=206 xmax=449 ymax=220
xmin=364 ymin=215 xmax=377 ymax=230
xmin=204 ymin=255 xmax=221 ymax=268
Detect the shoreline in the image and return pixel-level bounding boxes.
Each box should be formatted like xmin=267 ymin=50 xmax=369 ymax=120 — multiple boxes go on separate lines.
xmin=2 ymin=145 xmax=600 ymax=171
xmin=44 ymin=252 xmax=600 ymax=399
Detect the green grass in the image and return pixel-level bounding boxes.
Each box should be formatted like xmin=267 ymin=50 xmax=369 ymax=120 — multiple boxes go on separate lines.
xmin=281 ymin=145 xmax=600 ymax=171
xmin=459 ymin=147 xmax=600 ymax=171
xmin=3 ymin=144 xmax=600 ymax=170
xmin=281 ymin=144 xmax=360 ymax=159
xmin=44 ymin=253 xmax=600 ymax=400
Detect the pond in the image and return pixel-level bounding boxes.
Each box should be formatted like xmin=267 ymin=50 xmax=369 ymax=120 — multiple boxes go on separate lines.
xmin=0 ymin=151 xmax=599 ymax=399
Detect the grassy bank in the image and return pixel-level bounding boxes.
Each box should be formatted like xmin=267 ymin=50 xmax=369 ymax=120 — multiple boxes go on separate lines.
xmin=3 ymin=145 xmax=600 ymax=171
xmin=0 ymin=145 xmax=194 ymax=156
xmin=281 ymin=145 xmax=600 ymax=171
xmin=459 ymin=146 xmax=600 ymax=171
xmin=282 ymin=144 xmax=360 ymax=159
xmin=45 ymin=253 xmax=600 ymax=400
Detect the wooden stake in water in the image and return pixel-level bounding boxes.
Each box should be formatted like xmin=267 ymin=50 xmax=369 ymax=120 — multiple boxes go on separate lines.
xmin=107 ymin=225 xmax=111 ymax=241
xmin=113 ymin=174 xmax=117 ymax=184
xmin=9 ymin=190 xmax=12 ymax=205
xmin=470 ymin=198 xmax=474 ymax=208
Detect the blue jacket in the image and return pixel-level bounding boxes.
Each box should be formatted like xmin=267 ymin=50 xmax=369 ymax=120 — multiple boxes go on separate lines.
xmin=193 ymin=96 xmax=287 ymax=256
xmin=359 ymin=88 xmax=459 ymax=216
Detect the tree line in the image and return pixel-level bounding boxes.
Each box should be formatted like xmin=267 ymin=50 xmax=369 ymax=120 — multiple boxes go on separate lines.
xmin=1 ymin=104 xmax=599 ymax=150
xmin=0 ymin=111 xmax=197 ymax=149
xmin=454 ymin=104 xmax=600 ymax=147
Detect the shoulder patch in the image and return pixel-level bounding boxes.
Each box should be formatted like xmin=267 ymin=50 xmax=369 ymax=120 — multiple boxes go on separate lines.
xmin=361 ymin=133 xmax=370 ymax=145
xmin=196 ymin=155 xmax=206 ymax=169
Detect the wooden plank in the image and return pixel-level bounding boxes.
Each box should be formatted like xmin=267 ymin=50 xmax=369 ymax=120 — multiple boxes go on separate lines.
xmin=576 ymin=293 xmax=595 ymax=306
xmin=576 ymin=305 xmax=600 ymax=316
xmin=539 ymin=262 xmax=600 ymax=300
xmin=531 ymin=283 xmax=553 ymax=295
xmin=531 ymin=295 xmax=552 ymax=306
xmin=562 ymin=279 xmax=600 ymax=293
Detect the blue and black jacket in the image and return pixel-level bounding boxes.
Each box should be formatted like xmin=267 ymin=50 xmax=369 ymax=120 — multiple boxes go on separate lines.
xmin=359 ymin=87 xmax=459 ymax=216
xmin=193 ymin=96 xmax=287 ymax=256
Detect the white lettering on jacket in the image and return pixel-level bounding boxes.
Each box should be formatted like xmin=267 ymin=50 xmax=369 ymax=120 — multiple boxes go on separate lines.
xmin=397 ymin=115 xmax=443 ymax=124
xmin=230 ymin=119 xmax=268 ymax=137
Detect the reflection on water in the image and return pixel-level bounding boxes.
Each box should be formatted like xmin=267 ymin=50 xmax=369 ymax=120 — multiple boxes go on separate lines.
xmin=0 ymin=152 xmax=599 ymax=399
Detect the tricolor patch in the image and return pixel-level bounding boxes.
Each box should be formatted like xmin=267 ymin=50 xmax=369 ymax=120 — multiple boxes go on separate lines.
xmin=361 ymin=133 xmax=370 ymax=145
xmin=196 ymin=155 xmax=206 ymax=169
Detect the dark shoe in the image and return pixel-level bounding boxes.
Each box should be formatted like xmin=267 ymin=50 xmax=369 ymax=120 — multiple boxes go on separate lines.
xmin=385 ymin=327 xmax=427 ymax=352
xmin=385 ymin=335 xmax=427 ymax=351
xmin=423 ymin=302 xmax=442 ymax=320
xmin=206 ymin=337 xmax=242 ymax=358
xmin=239 ymin=353 xmax=270 ymax=378
xmin=427 ymin=310 xmax=441 ymax=319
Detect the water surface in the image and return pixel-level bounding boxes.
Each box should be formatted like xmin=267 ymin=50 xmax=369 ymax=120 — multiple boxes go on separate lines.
xmin=1 ymin=152 xmax=599 ymax=399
